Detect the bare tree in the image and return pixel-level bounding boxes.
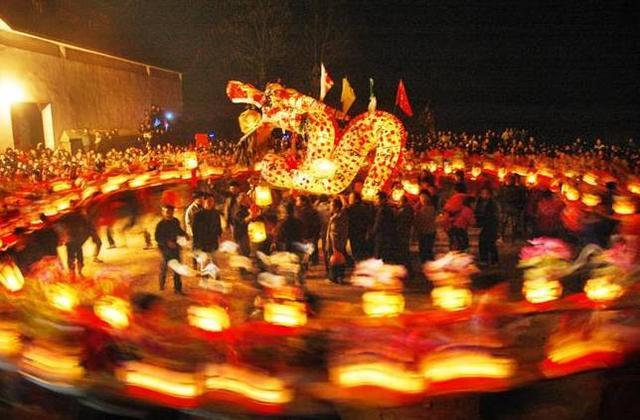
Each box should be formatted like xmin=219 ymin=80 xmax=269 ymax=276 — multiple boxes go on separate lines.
xmin=211 ymin=0 xmax=293 ymax=86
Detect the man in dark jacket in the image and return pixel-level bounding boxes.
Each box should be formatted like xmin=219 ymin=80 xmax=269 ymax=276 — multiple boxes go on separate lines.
xmin=275 ymin=201 xmax=304 ymax=252
xmin=347 ymin=192 xmax=373 ymax=262
xmin=371 ymin=191 xmax=396 ymax=262
xmin=395 ymin=195 xmax=415 ymax=269
xmin=60 ymin=208 xmax=92 ymax=278
xmin=475 ymin=188 xmax=500 ymax=265
xmin=155 ymin=204 xmax=187 ymax=294
xmin=295 ymin=195 xmax=322 ymax=264
xmin=192 ymin=194 xmax=222 ymax=257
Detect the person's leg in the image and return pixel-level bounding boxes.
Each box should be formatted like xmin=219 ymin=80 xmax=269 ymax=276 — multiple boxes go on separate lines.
xmin=107 ymin=227 xmax=116 ymax=248
xmin=490 ymin=238 xmax=499 ymax=264
xmin=173 ymin=271 xmax=183 ymax=293
xmin=143 ymin=230 xmax=152 ymax=249
xmin=91 ymin=230 xmax=102 ymax=259
xmin=66 ymin=244 xmax=76 ymax=275
xmin=425 ymin=232 xmax=436 ymax=261
xmin=159 ymin=257 xmax=168 ymax=290
xmin=77 ymin=246 xmax=84 ymax=275
xmin=418 ymin=234 xmax=427 ymax=263
xmin=310 ymin=235 xmax=320 ymax=265
xmin=478 ymin=230 xmax=488 ymax=264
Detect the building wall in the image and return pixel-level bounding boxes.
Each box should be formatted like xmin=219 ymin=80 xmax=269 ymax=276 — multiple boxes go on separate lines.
xmin=0 ymin=28 xmax=182 ymax=150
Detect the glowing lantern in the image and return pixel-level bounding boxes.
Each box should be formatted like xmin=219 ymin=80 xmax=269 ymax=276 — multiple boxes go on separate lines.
xmin=187 ymin=305 xmax=230 ymax=332
xmin=254 ymin=160 xmax=264 ymax=171
xmin=55 ymin=198 xmax=71 ymax=212
xmin=264 ymin=301 xmax=307 ymax=327
xmin=627 ymin=181 xmax=640 ymax=195
xmin=0 ymin=323 xmax=21 ymax=357
xmin=362 ymin=291 xmax=405 ymax=317
xmin=581 ymin=193 xmax=601 ymax=207
xmin=562 ymin=184 xmax=580 ymax=201
xmin=238 ymin=109 xmax=262 ymax=134
xmin=431 ymin=286 xmax=472 ymax=311
xmin=523 ymin=279 xmax=562 ymax=304
xmin=497 ymin=168 xmax=507 ymax=181
xmin=254 ymin=185 xmax=273 ymax=207
xmin=452 ymin=158 xmax=465 ymax=170
xmin=204 ymin=364 xmax=293 ymax=404
xmin=427 ymin=161 xmax=438 ymax=173
xmin=526 ymin=172 xmax=537 ymax=186
xmin=471 ymin=166 xmax=482 ymax=179
xmin=584 ymin=277 xmax=624 ymax=303
xmin=612 ymin=196 xmax=636 ymax=215
xmin=483 ymin=161 xmax=496 ymax=172
xmin=46 ymin=284 xmax=79 ymax=312
xmin=538 ymin=168 xmax=554 ymax=179
xmin=420 ymin=352 xmax=515 ymax=382
xmin=248 ymin=221 xmax=267 ymax=243
xmin=330 ymin=362 xmax=426 ymax=393
xmin=184 ymin=151 xmax=198 ymax=170
xmin=583 ymin=172 xmax=598 ymax=186
xmin=94 ymin=296 xmax=131 ymax=329
xmin=391 ymin=188 xmax=405 ymax=202
xmin=129 ymin=173 xmax=150 ymax=188
xmin=401 ymin=180 xmax=420 ymax=196
xmin=310 ymin=158 xmax=337 ymax=179
xmin=443 ymin=162 xmax=452 ymax=175
xmin=546 ymin=338 xmax=622 ymax=365
xmin=21 ymin=343 xmax=85 ymax=382
xmin=51 ymin=181 xmax=72 ymax=192
xmin=0 ymin=261 xmax=25 ymax=293
xmin=101 ymin=175 xmax=128 ymax=194
xmin=117 ymin=361 xmax=202 ymax=400
xmin=82 ymin=186 xmax=98 ymax=200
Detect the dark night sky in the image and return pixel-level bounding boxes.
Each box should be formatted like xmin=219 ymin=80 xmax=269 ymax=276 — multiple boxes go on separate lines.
xmin=2 ymin=0 xmax=639 ymax=140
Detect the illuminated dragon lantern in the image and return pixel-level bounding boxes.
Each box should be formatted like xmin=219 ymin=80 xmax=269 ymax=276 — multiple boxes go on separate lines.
xmin=227 ymin=81 xmax=406 ymax=200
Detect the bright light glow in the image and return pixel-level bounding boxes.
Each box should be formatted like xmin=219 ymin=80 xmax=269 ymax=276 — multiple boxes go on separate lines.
xmin=362 ymin=291 xmax=405 ymax=317
xmin=401 ymin=180 xmax=420 ymax=195
xmin=523 ymin=279 xmax=562 ymax=304
xmin=391 ymin=188 xmax=404 ymax=202
xmin=581 ymin=193 xmax=601 ymax=207
xmin=420 ymin=352 xmax=515 ymax=381
xmin=582 ymin=172 xmax=598 ymax=186
xmin=188 ymin=305 xmax=230 ymax=332
xmin=94 ymin=296 xmax=131 ymax=329
xmin=0 ymin=261 xmax=25 ymax=293
xmin=117 ymin=362 xmax=201 ymax=398
xmin=0 ymin=324 xmax=21 ymax=356
xmin=431 ymin=286 xmax=472 ymax=311
xmin=264 ymin=302 xmax=307 ymax=327
xmin=21 ymin=344 xmax=84 ymax=382
xmin=310 ymin=158 xmax=337 ymax=179
xmin=612 ymin=196 xmax=636 ymax=215
xmin=165 ymin=111 xmax=174 ymax=120
xmin=254 ymin=185 xmax=273 ymax=207
xmin=526 ymin=172 xmax=537 ymax=186
xmin=204 ymin=364 xmax=293 ymax=404
xmin=248 ymin=221 xmax=267 ymax=243
xmin=471 ymin=166 xmax=482 ymax=179
xmin=548 ymin=340 xmax=622 ymax=364
xmin=497 ymin=167 xmax=507 ymax=181
xmin=0 ymin=79 xmax=25 ymax=105
xmin=584 ymin=277 xmax=624 ymax=303
xmin=561 ymin=184 xmax=580 ymax=202
xmin=184 ymin=151 xmax=198 ymax=170
xmin=330 ymin=362 xmax=426 ymax=393
xmin=46 ymin=284 xmax=79 ymax=312
xmin=627 ymin=182 xmax=640 ymax=195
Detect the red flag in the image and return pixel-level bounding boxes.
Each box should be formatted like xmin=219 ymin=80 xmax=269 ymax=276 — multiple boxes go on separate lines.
xmin=395 ymin=79 xmax=413 ymax=117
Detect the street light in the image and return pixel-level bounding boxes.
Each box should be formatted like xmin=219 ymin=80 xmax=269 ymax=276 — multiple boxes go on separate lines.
xmin=0 ymin=79 xmax=25 ymax=105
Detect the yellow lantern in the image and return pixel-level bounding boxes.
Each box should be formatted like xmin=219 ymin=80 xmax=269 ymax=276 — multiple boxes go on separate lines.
xmin=248 ymin=221 xmax=267 ymax=243
xmin=523 ymin=279 xmax=562 ymax=304
xmin=264 ymin=301 xmax=307 ymax=327
xmin=526 ymin=172 xmax=537 ymax=186
xmin=452 ymin=158 xmax=465 ymax=170
xmin=238 ymin=109 xmax=262 ymax=134
xmin=443 ymin=162 xmax=452 ymax=175
xmin=581 ymin=193 xmax=601 ymax=207
xmin=46 ymin=284 xmax=79 ymax=312
xmin=627 ymin=181 xmax=640 ymax=195
xmin=187 ymin=305 xmax=230 ymax=332
xmin=612 ymin=195 xmax=636 ymax=215
xmin=420 ymin=351 xmax=516 ymax=382
xmin=431 ymin=286 xmax=472 ymax=311
xmin=204 ymin=364 xmax=293 ymax=404
xmin=401 ymin=179 xmax=420 ymax=196
xmin=117 ymin=361 xmax=202 ymax=399
xmin=129 ymin=173 xmax=151 ymax=188
xmin=82 ymin=186 xmax=98 ymax=200
xmin=94 ymin=296 xmax=131 ymax=329
xmin=0 ymin=323 xmax=21 ymax=357
xmin=582 ymin=172 xmax=598 ymax=186
xmin=330 ymin=362 xmax=426 ymax=394
xmin=562 ymin=184 xmax=580 ymax=201
xmin=310 ymin=158 xmax=337 ymax=179
xmin=184 ymin=151 xmax=198 ymax=170
xmin=482 ymin=160 xmax=496 ymax=172
xmin=51 ymin=181 xmax=72 ymax=192
xmin=471 ymin=166 xmax=482 ymax=179
xmin=546 ymin=338 xmax=621 ymax=365
xmin=427 ymin=161 xmax=438 ymax=173
xmin=0 ymin=261 xmax=25 ymax=293
xmin=362 ymin=291 xmax=405 ymax=317
xmin=497 ymin=167 xmax=507 ymax=182
xmin=21 ymin=342 xmax=85 ymax=382
xmin=391 ymin=188 xmax=404 ymax=202
xmin=254 ymin=185 xmax=273 ymax=207
xmin=584 ymin=277 xmax=624 ymax=303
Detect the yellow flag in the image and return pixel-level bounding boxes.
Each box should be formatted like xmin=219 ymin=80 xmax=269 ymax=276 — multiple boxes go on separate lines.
xmin=340 ymin=77 xmax=356 ymax=114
